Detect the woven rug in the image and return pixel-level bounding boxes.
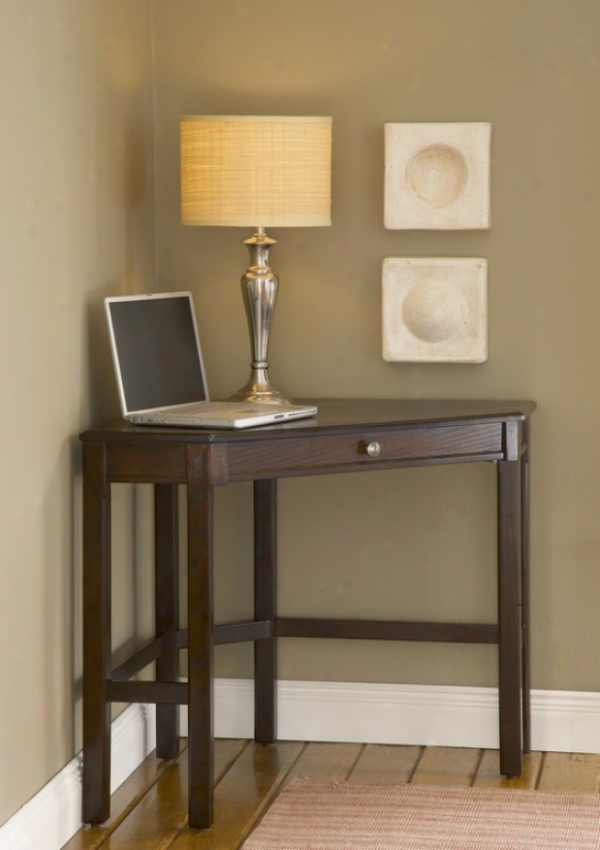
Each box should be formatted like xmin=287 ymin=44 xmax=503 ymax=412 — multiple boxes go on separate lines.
xmin=242 ymin=780 xmax=600 ymax=850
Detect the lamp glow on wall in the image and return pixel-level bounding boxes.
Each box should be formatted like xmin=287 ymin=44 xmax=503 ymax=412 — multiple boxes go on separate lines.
xmin=180 ymin=115 xmax=332 ymax=405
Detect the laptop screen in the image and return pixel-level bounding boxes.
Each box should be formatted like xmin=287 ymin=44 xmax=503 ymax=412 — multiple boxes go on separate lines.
xmin=106 ymin=293 xmax=208 ymax=414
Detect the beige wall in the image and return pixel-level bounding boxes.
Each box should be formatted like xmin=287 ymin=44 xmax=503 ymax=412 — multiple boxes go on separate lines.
xmin=0 ymin=0 xmax=155 ymax=828
xmin=3 ymin=0 xmax=600 ymax=831
xmin=154 ymin=0 xmax=600 ymax=690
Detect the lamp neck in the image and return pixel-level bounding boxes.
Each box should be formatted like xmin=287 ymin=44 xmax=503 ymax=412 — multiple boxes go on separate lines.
xmin=244 ymin=228 xmax=277 ymax=271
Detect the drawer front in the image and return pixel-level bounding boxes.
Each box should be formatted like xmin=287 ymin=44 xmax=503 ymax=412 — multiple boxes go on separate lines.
xmin=228 ymin=423 xmax=503 ymax=479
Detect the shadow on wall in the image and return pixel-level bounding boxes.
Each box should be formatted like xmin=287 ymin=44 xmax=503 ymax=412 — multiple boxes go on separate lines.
xmin=87 ymin=297 xmax=121 ymax=424
xmin=73 ymin=298 xmax=151 ymax=753
xmin=120 ymin=119 xmax=150 ymax=301
xmin=70 ymin=9 xmax=156 ymax=753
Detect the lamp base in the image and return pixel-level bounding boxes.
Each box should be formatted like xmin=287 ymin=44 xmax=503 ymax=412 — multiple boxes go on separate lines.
xmin=229 ymin=368 xmax=294 ymax=406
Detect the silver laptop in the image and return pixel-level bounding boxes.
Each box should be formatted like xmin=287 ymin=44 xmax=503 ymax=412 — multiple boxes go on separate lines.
xmin=104 ymin=292 xmax=317 ymax=429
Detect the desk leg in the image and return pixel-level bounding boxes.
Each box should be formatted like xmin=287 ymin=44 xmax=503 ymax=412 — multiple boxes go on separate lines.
xmin=497 ymin=456 xmax=523 ymax=777
xmin=254 ymin=479 xmax=278 ymax=743
xmin=521 ymin=421 xmax=531 ymax=753
xmin=155 ymin=484 xmax=180 ymax=760
xmin=187 ymin=446 xmax=214 ymax=830
xmin=82 ymin=442 xmax=112 ymax=824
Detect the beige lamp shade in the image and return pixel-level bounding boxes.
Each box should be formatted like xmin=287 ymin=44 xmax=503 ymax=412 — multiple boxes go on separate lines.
xmin=180 ymin=115 xmax=332 ymax=227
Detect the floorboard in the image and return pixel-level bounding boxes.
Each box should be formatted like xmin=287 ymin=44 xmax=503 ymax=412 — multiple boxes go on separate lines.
xmin=347 ymin=744 xmax=421 ymax=784
xmin=62 ymin=743 xmax=188 ymax=850
xmin=283 ymin=742 xmax=363 ymax=786
xmin=168 ymin=742 xmax=304 ymax=850
xmin=537 ymin=752 xmax=600 ymax=793
xmin=410 ymin=746 xmax=481 ymax=786
xmin=104 ymin=739 xmax=247 ymax=849
xmin=472 ymin=750 xmax=543 ymax=789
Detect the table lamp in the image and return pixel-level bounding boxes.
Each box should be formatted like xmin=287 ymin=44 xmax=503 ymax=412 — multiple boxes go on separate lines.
xmin=180 ymin=115 xmax=332 ymax=405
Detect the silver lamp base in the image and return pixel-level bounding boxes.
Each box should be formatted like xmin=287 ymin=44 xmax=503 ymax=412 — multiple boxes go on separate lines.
xmin=229 ymin=228 xmax=294 ymax=406
xmin=229 ymin=370 xmax=293 ymax=406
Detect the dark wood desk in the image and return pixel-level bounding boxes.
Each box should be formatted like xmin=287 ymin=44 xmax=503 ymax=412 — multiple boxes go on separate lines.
xmin=80 ymin=398 xmax=535 ymax=829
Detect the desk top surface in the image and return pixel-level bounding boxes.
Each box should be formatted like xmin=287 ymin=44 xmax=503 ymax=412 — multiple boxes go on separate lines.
xmin=81 ymin=398 xmax=536 ymax=443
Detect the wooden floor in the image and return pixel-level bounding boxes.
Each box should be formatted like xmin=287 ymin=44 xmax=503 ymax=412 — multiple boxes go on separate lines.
xmin=64 ymin=742 xmax=600 ymax=849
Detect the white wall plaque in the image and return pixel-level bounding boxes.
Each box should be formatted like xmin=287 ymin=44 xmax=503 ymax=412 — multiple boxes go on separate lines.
xmin=382 ymin=257 xmax=488 ymax=363
xmin=384 ymin=123 xmax=491 ymax=230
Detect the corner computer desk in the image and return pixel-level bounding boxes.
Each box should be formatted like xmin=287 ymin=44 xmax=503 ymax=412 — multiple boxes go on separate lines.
xmin=80 ymin=398 xmax=535 ymax=830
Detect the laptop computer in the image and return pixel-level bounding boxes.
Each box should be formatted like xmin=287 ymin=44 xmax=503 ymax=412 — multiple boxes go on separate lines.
xmin=104 ymin=292 xmax=317 ymax=429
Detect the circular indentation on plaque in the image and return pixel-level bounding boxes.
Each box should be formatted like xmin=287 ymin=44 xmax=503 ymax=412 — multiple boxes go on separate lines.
xmin=402 ymin=280 xmax=468 ymax=343
xmin=406 ymin=144 xmax=468 ymax=208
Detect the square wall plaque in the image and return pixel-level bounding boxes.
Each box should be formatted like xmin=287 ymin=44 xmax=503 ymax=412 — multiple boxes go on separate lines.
xmin=384 ymin=123 xmax=491 ymax=230
xmin=382 ymin=257 xmax=488 ymax=363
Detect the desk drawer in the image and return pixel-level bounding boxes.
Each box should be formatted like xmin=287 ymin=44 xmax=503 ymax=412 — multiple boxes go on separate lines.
xmin=227 ymin=422 xmax=502 ymax=478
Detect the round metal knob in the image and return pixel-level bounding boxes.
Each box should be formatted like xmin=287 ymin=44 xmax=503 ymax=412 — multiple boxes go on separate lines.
xmin=365 ymin=441 xmax=381 ymax=458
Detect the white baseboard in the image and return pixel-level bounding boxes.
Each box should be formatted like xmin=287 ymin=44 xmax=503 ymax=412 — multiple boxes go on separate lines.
xmin=196 ymin=679 xmax=600 ymax=755
xmin=0 ymin=704 xmax=156 ymax=850
xmin=4 ymin=681 xmax=600 ymax=850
